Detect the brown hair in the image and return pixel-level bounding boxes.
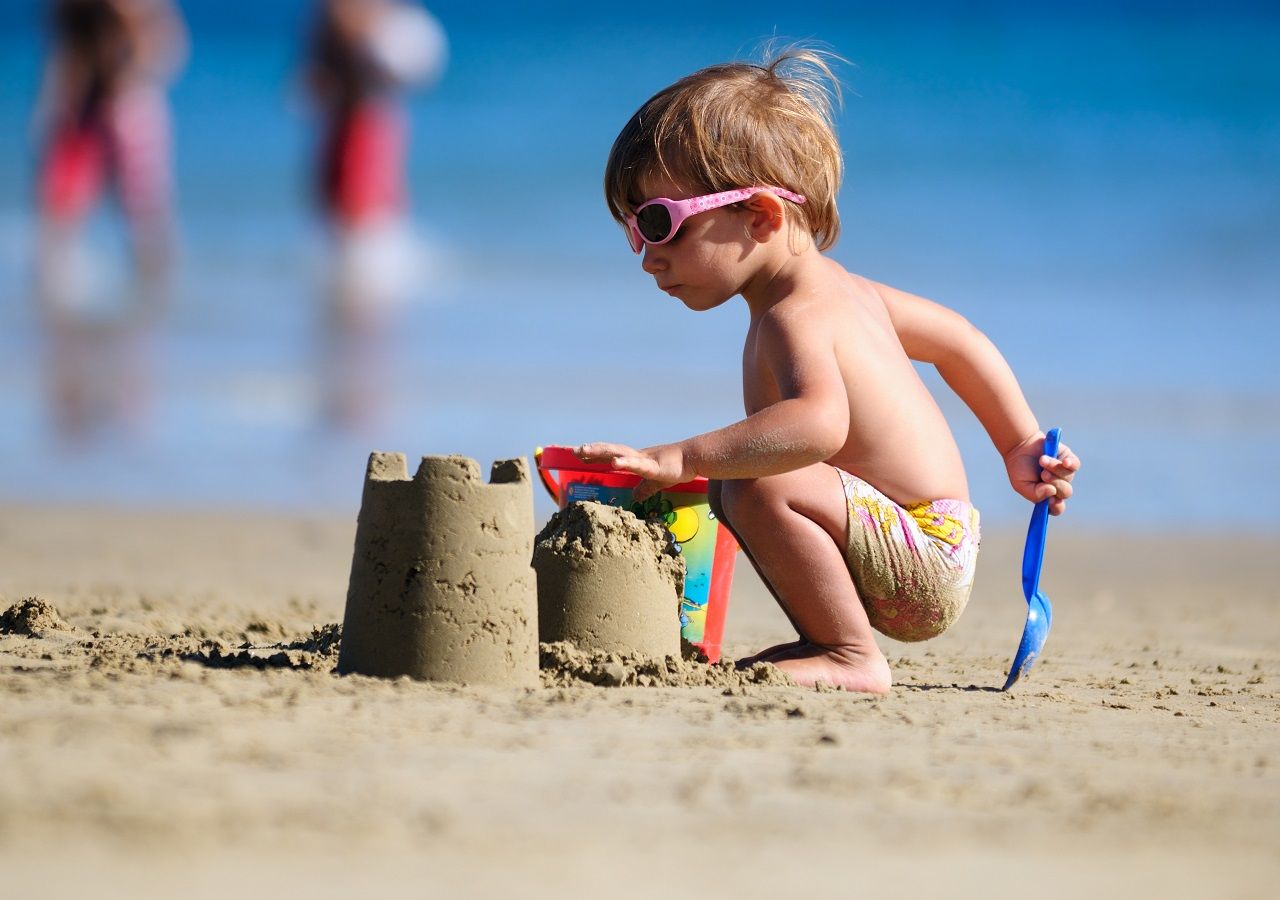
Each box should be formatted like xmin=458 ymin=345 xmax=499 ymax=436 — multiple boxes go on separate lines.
xmin=604 ymin=45 xmax=844 ymax=250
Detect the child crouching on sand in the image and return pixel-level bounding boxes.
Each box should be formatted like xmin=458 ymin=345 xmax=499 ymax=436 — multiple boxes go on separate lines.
xmin=578 ymin=48 xmax=1080 ymax=694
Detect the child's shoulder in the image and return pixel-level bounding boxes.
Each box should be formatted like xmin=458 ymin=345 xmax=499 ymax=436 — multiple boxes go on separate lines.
xmin=757 ymin=265 xmax=869 ymax=336
xmin=773 ymin=259 xmax=885 ymax=317
xmin=759 ymin=263 xmax=905 ymax=356
xmin=794 ymin=256 xmax=880 ymax=299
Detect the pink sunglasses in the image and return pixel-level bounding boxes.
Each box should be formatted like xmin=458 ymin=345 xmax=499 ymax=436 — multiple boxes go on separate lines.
xmin=623 ymin=186 xmax=807 ymax=253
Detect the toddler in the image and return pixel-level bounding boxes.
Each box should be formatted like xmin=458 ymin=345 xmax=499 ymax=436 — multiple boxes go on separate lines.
xmin=579 ymin=48 xmax=1079 ymax=694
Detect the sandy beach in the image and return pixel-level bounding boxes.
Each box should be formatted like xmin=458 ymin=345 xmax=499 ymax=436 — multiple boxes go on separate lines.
xmin=1 ymin=500 xmax=1276 ymax=898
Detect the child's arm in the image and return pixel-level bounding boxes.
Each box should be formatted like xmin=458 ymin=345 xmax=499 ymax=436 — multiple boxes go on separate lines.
xmin=871 ymin=279 xmax=1080 ymax=515
xmin=580 ymin=306 xmax=850 ymax=500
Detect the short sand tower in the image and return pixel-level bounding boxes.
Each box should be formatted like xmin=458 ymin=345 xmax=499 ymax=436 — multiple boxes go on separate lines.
xmin=534 ymin=501 xmax=685 ymax=658
xmin=338 ymin=453 xmax=538 ymax=686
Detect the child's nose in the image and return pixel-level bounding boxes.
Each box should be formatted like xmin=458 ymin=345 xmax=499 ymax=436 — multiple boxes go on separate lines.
xmin=640 ymin=245 xmax=666 ymax=274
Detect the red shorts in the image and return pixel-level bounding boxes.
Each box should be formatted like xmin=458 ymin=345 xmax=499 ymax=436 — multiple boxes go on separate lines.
xmin=39 ymin=87 xmax=172 ymax=225
xmin=319 ymin=101 xmax=406 ymax=226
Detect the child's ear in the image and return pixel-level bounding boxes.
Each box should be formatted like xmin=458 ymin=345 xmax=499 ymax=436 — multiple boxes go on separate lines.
xmin=743 ymin=192 xmax=787 ymax=242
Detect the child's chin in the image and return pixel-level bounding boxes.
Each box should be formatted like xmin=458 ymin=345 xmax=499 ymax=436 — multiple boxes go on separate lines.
xmin=674 ymin=289 xmax=727 ymax=311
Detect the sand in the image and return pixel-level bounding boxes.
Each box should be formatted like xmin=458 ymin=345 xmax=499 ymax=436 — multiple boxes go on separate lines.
xmin=0 ymin=501 xmax=1277 ymax=898
xmin=538 ymin=640 xmax=795 ymax=688
xmin=534 ymin=501 xmax=685 ymax=657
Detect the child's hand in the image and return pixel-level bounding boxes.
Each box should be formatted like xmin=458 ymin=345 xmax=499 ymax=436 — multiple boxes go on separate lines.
xmin=1004 ymin=432 xmax=1080 ymax=516
xmin=576 ymin=442 xmax=692 ymax=503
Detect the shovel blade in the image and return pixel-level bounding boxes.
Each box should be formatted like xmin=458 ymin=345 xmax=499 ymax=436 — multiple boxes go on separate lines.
xmin=1002 ymin=591 xmax=1053 ymax=691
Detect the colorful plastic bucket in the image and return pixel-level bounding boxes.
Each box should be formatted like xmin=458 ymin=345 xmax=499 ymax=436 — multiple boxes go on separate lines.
xmin=535 ymin=446 xmax=737 ymax=663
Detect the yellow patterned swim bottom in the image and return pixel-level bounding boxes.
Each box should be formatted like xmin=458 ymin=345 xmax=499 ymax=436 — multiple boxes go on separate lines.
xmin=838 ymin=469 xmax=981 ymax=642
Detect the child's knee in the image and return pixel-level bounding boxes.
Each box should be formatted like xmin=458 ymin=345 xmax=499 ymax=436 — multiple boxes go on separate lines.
xmin=707 ymin=479 xmax=726 ymax=521
xmin=717 ymin=476 xmax=785 ymax=524
xmin=715 ymin=478 xmax=750 ymax=521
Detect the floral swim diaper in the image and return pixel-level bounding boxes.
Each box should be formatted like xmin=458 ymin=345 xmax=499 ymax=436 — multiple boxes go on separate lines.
xmin=838 ymin=468 xmax=981 ymax=642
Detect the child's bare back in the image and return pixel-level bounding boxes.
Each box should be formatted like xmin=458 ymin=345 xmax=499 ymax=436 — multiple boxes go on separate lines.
xmin=745 ymin=258 xmax=970 ymax=508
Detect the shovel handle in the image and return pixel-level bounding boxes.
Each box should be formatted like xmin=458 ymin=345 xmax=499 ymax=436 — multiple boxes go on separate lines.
xmin=1021 ymin=427 xmax=1062 ymax=600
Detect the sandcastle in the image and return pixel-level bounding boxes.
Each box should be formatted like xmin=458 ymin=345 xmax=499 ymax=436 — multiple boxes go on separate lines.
xmin=533 ymin=501 xmax=685 ymax=658
xmin=337 ymin=453 xmax=538 ymax=686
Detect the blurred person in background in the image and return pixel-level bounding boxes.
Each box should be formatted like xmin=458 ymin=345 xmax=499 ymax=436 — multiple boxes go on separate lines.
xmin=31 ymin=0 xmax=187 ymax=441
xmin=304 ymin=0 xmax=445 ymax=429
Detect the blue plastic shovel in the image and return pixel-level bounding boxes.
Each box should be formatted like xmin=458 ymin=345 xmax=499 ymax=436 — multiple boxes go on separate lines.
xmin=1002 ymin=427 xmax=1062 ymax=691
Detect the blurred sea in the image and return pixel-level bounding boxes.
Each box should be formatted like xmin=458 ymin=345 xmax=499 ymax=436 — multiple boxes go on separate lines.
xmin=0 ymin=1 xmax=1277 ymax=528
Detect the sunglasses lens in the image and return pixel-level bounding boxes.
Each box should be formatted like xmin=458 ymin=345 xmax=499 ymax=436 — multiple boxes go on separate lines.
xmin=635 ymin=204 xmax=672 ymax=244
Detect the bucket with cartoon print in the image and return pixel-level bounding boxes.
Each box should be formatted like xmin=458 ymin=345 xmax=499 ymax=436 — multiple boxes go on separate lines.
xmin=535 ymin=446 xmax=738 ymax=663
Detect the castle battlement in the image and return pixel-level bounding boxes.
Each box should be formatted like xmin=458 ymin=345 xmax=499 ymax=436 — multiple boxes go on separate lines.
xmin=364 ymin=452 xmax=530 ymax=487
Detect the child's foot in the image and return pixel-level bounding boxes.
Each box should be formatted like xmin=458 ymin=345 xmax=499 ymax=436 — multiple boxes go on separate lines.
xmin=734 ymin=639 xmax=804 ymax=670
xmin=767 ymin=641 xmax=892 ymax=695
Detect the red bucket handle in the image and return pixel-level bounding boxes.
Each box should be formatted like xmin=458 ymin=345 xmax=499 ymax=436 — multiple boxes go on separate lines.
xmin=535 ymin=445 xmax=711 ymax=498
xmin=533 ymin=447 xmax=563 ymax=503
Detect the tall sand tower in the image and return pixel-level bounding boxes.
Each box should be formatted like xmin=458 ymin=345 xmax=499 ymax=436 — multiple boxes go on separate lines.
xmin=338 ymin=453 xmax=538 ymax=686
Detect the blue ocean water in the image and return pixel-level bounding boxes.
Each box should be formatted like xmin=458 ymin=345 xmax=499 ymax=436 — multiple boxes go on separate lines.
xmin=0 ymin=1 xmax=1277 ymax=528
